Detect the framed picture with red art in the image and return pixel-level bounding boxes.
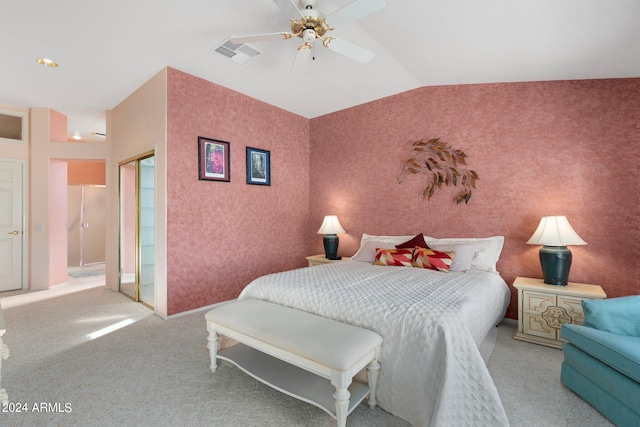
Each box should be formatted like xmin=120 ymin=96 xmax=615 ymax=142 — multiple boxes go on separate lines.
xmin=198 ymin=136 xmax=230 ymax=182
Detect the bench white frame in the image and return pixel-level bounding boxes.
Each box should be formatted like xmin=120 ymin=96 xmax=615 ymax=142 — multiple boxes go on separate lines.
xmin=207 ymin=317 xmax=381 ymax=427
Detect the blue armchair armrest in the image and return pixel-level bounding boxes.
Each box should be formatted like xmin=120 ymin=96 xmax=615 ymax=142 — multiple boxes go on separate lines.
xmin=561 ymin=323 xmax=640 ymax=383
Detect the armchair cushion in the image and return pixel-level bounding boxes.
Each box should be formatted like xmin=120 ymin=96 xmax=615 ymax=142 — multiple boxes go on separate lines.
xmin=561 ymin=324 xmax=640 ymax=383
xmin=582 ymin=296 xmax=640 ymax=337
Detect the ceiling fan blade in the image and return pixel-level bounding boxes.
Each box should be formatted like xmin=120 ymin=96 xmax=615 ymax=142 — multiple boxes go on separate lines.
xmin=324 ymin=37 xmax=375 ymax=63
xmin=291 ymin=43 xmax=312 ymax=75
xmin=325 ymin=0 xmax=385 ymax=27
xmin=272 ymin=0 xmax=303 ymax=20
xmin=230 ymin=32 xmax=292 ymax=44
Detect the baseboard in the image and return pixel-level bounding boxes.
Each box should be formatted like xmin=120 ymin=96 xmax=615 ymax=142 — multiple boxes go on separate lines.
xmin=160 ymin=298 xmax=237 ymax=320
xmin=500 ymin=317 xmax=517 ymax=326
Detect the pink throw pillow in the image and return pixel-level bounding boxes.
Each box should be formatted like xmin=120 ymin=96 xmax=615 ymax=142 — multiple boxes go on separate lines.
xmin=373 ymin=248 xmax=414 ymax=267
xmin=412 ymin=247 xmax=454 ymax=272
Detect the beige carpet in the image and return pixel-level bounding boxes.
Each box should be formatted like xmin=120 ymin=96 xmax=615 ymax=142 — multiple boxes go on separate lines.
xmin=487 ymin=321 xmax=612 ymax=427
xmin=0 ymin=276 xmax=613 ymax=427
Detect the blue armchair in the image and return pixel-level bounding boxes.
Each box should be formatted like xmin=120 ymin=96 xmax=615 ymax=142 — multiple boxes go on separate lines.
xmin=561 ymin=295 xmax=640 ymax=427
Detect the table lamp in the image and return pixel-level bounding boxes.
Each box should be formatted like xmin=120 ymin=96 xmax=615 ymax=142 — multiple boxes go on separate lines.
xmin=527 ymin=215 xmax=586 ymax=286
xmin=317 ymin=215 xmax=345 ymax=260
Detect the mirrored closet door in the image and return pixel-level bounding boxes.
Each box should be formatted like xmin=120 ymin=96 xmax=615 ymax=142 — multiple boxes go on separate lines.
xmin=119 ymin=153 xmax=155 ymax=309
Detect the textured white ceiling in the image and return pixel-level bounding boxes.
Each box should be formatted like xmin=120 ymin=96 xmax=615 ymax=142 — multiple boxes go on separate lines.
xmin=1 ymin=0 xmax=638 ymax=141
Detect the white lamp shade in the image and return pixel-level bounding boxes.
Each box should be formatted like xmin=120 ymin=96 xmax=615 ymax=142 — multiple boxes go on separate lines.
xmin=527 ymin=215 xmax=586 ymax=246
xmin=317 ymin=215 xmax=346 ymax=235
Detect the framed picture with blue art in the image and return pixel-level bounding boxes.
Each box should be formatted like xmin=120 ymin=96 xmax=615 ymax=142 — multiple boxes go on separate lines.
xmin=246 ymin=147 xmax=271 ymax=186
xmin=198 ymin=136 xmax=230 ymax=182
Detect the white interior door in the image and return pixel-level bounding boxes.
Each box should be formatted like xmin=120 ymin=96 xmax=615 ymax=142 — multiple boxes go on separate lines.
xmin=0 ymin=160 xmax=23 ymax=292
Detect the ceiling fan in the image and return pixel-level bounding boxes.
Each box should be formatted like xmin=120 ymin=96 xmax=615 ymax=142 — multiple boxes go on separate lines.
xmin=229 ymin=0 xmax=385 ymax=74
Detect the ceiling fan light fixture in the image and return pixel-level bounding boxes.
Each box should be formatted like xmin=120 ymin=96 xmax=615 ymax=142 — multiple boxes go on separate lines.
xmin=302 ymin=29 xmax=316 ymax=43
xmin=291 ymin=8 xmax=330 ymax=39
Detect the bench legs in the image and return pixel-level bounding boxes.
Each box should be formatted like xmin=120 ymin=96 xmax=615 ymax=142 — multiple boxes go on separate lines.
xmin=366 ymin=359 xmax=380 ymax=409
xmin=331 ymin=374 xmax=351 ymax=427
xmin=332 ymin=357 xmax=380 ymax=427
xmin=207 ymin=322 xmax=219 ymax=372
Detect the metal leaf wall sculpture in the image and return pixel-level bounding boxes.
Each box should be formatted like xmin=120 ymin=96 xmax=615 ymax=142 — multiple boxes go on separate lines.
xmin=398 ymin=137 xmax=479 ymax=204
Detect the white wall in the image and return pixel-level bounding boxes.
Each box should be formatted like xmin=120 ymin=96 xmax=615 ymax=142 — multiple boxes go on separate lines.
xmin=107 ymin=68 xmax=168 ymax=316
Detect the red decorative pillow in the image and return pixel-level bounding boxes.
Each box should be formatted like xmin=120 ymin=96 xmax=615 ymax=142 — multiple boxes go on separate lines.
xmin=396 ymin=233 xmax=429 ymax=249
xmin=412 ymin=247 xmax=454 ymax=272
xmin=373 ymin=248 xmax=414 ymax=267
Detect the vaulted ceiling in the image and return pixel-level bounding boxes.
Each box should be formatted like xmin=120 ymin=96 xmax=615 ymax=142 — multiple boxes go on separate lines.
xmin=1 ymin=0 xmax=639 ymax=142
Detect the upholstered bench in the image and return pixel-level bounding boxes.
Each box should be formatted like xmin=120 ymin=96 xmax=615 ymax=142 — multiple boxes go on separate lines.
xmin=205 ymin=299 xmax=383 ymax=427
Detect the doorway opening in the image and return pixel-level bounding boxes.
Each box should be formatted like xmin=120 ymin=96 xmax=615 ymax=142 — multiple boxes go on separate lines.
xmin=66 ymin=160 xmax=106 ymax=280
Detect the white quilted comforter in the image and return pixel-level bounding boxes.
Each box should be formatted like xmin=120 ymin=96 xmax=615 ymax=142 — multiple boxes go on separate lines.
xmin=238 ymin=260 xmax=510 ymax=427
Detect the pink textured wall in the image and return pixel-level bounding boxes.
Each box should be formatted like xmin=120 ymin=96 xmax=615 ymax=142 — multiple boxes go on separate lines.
xmin=165 ymin=68 xmax=311 ymax=315
xmin=310 ymin=79 xmax=640 ymax=319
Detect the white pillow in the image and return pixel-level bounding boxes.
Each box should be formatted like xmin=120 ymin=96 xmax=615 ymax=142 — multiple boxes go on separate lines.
xmin=424 ymin=236 xmax=504 ymax=273
xmin=428 ymin=243 xmax=477 ymax=272
xmin=352 ymin=233 xmax=416 ymax=261
xmin=351 ymin=240 xmax=398 ymax=263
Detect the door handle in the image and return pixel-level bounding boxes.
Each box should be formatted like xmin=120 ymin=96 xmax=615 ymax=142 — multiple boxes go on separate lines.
xmin=7 ymin=230 xmax=20 ymax=235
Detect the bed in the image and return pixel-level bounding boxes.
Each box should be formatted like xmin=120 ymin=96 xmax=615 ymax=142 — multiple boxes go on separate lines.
xmin=237 ymin=233 xmax=511 ymax=427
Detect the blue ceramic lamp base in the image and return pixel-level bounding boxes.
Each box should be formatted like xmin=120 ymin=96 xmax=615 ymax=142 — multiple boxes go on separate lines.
xmin=539 ymin=245 xmax=572 ymax=286
xmin=323 ymin=234 xmax=341 ymax=260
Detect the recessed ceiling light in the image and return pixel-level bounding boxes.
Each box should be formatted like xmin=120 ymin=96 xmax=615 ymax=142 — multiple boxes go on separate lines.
xmin=72 ymin=134 xmax=82 ymax=140
xmin=36 ymin=58 xmax=58 ymax=67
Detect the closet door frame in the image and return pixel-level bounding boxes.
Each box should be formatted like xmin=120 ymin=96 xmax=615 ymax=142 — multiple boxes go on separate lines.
xmin=118 ymin=151 xmax=154 ymax=308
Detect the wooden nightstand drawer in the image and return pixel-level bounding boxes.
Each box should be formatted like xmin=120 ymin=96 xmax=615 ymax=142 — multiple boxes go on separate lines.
xmin=513 ymin=277 xmax=606 ymax=349
xmin=522 ymin=312 xmax=556 ymax=340
xmin=557 ymin=295 xmax=586 ymax=325
xmin=522 ymin=290 xmax=556 ymax=315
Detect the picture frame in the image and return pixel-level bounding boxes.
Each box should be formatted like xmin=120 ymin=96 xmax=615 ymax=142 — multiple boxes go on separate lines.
xmin=246 ymin=147 xmax=271 ymax=186
xmin=198 ymin=136 xmax=230 ymax=182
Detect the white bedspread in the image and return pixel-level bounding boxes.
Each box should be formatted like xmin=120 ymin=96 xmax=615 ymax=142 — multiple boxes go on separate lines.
xmin=238 ymin=260 xmax=510 ymax=427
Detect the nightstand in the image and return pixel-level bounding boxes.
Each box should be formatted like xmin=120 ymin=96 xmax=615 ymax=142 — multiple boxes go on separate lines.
xmin=513 ymin=276 xmax=606 ymax=349
xmin=305 ymin=254 xmax=351 ymax=267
